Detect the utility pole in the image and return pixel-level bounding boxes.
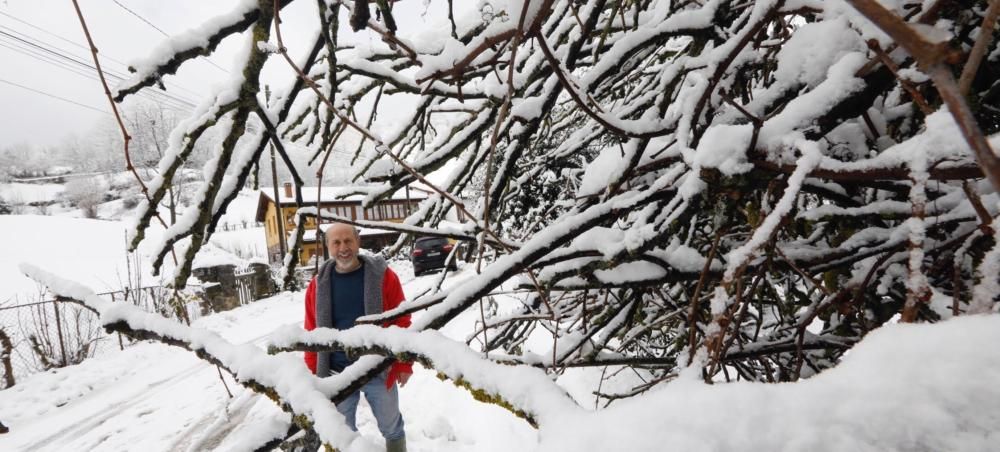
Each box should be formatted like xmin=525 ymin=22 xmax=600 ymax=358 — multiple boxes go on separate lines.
xmin=269 ymin=143 xmax=287 ymax=260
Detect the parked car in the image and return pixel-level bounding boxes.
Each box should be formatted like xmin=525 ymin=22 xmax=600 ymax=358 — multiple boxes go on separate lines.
xmin=411 ymin=237 xmax=458 ymax=275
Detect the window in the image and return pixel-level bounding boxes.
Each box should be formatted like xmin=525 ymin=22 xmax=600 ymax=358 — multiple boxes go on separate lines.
xmin=415 ymin=237 xmax=449 ymax=248
xmin=322 ymin=205 xmax=354 ymax=220
xmin=365 ymin=205 xmax=385 ymax=221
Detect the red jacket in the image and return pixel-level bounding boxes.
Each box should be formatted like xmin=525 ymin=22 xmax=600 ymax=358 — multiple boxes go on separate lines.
xmin=303 ymin=267 xmax=413 ymax=388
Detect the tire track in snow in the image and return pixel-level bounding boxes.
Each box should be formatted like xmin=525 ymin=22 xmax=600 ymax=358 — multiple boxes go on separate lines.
xmin=15 ymin=325 xmax=284 ymax=452
xmin=171 ymin=390 xmax=263 ymax=452
xmin=167 ymin=324 xmax=301 ymax=451
xmin=15 ymin=360 xmax=209 ymax=451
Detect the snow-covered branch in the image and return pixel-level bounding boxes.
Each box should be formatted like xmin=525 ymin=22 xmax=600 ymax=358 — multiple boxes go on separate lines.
xmin=266 ymin=324 xmax=581 ymax=426
xmin=108 ymin=0 xmax=1000 ymax=397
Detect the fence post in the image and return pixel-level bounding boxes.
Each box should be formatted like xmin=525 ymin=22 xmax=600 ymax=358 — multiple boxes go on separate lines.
xmin=0 ymin=327 xmax=15 ymax=388
xmin=52 ymin=302 xmax=68 ymax=367
xmin=115 ymin=290 xmax=125 ymax=351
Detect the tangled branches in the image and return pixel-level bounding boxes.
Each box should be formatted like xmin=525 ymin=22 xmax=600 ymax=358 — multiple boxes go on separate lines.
xmin=110 ymin=0 xmax=999 ymax=400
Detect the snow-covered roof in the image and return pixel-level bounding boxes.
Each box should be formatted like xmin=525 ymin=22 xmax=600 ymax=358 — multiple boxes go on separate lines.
xmin=259 ymin=186 xmax=428 ymax=205
xmin=190 ymin=243 xmax=245 ymax=270
xmin=256 ymin=186 xmax=429 ymax=222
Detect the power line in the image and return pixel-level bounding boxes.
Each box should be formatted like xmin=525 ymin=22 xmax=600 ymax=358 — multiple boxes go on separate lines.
xmin=0 ymin=46 xmax=191 ymax=112
xmin=0 ymin=25 xmax=134 ymax=80
xmin=0 ymin=11 xmax=126 ymax=68
xmin=0 ymin=13 xmax=211 ymax=100
xmin=0 ymin=36 xmax=197 ymax=113
xmin=111 ymin=0 xmax=169 ymax=36
xmin=0 ymin=26 xmax=201 ymax=106
xmin=0 ymin=10 xmax=247 ymax=125
xmin=0 ymin=39 xmax=99 ymax=82
xmin=0 ymin=28 xmax=200 ymax=111
xmin=0 ymin=77 xmax=109 ymax=115
xmin=0 ymin=28 xmax=121 ymax=79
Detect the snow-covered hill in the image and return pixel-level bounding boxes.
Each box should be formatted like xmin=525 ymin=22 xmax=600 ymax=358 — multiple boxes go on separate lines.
xmin=0 ymin=188 xmax=267 ymax=304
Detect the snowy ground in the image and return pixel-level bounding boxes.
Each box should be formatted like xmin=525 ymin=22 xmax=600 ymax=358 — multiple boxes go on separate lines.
xmin=2 ymin=260 xmax=999 ymax=451
xmin=0 ymin=266 xmax=538 ymax=452
xmin=0 ymin=198 xmax=268 ymax=385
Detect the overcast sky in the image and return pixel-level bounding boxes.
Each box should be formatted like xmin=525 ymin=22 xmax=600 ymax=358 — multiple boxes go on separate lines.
xmin=0 ymin=0 xmax=246 ymax=149
xmin=0 ymin=0 xmax=477 ymax=151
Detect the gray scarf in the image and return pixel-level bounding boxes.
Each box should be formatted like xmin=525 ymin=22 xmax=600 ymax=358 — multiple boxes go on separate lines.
xmin=314 ymin=253 xmax=387 ymax=377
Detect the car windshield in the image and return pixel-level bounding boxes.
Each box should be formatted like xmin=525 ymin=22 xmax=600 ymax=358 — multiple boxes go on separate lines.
xmin=415 ymin=238 xmax=448 ymax=248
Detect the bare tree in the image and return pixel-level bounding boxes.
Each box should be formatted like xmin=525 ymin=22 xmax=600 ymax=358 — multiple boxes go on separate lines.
xmin=0 ymin=143 xmax=46 ymax=180
xmin=64 ymin=176 xmax=107 ymax=219
xmin=125 ymin=103 xmax=189 ymax=224
xmin=53 ymin=0 xmax=1000 ymax=449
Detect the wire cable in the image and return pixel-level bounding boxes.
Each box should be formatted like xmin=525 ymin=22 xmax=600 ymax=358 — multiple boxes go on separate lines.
xmin=0 ymin=29 xmax=200 ymax=110
xmin=0 ymin=37 xmax=196 ymax=113
xmin=0 ymin=14 xmax=211 ymax=100
xmin=0 ymin=77 xmax=109 ymax=115
xmin=0 ymin=40 xmax=196 ymax=114
xmin=0 ymin=10 xmax=126 ymax=67
xmin=111 ymin=0 xmax=168 ymax=36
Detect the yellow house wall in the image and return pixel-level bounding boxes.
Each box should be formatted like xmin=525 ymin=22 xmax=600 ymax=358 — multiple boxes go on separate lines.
xmin=263 ymin=200 xmax=279 ymax=251
xmin=300 ymin=242 xmax=320 ymax=265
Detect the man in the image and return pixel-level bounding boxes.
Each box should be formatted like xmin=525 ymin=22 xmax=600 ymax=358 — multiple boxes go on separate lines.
xmin=303 ymin=223 xmax=412 ymax=452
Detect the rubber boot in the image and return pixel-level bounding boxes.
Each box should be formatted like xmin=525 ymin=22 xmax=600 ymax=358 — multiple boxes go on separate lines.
xmin=386 ymin=436 xmax=407 ymax=452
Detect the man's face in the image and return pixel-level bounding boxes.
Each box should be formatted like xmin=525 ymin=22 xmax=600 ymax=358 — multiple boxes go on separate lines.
xmin=326 ymin=224 xmax=360 ymax=269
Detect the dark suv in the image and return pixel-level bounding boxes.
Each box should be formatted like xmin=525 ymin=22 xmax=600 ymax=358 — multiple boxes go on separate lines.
xmin=411 ymin=237 xmax=458 ymax=275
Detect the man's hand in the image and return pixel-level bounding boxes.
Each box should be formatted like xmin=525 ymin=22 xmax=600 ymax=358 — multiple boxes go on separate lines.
xmin=397 ymin=370 xmax=412 ymax=387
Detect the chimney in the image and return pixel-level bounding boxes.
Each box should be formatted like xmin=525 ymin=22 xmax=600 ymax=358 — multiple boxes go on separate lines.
xmin=283 ymin=182 xmax=292 ymax=198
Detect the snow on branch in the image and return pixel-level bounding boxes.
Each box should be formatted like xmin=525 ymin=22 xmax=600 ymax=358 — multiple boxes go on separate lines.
xmin=266 ymin=324 xmax=582 ymax=426
xmin=113 ymin=0 xmax=293 ymax=101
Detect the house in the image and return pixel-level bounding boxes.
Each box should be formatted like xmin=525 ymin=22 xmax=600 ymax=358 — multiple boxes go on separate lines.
xmin=255 ymin=183 xmax=428 ymax=265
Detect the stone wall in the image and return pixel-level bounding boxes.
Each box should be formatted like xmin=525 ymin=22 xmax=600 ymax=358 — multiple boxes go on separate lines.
xmin=193 ymin=263 xmax=275 ymax=314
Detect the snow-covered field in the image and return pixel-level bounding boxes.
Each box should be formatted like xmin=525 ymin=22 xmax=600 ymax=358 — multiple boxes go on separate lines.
xmin=0 ymin=188 xmax=267 ymax=303
xmin=0 ymin=215 xmax=160 ymax=304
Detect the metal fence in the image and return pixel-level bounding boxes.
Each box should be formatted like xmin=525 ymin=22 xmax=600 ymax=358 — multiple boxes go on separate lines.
xmin=217 ymin=221 xmax=264 ymax=232
xmin=235 ymin=266 xmax=256 ymax=306
xmin=0 ymin=267 xmax=276 ymax=389
xmin=0 ymin=286 xmax=171 ymax=389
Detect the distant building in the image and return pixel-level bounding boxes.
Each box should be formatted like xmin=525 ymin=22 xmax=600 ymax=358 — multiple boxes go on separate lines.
xmin=255 ymin=183 xmax=428 ymax=265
